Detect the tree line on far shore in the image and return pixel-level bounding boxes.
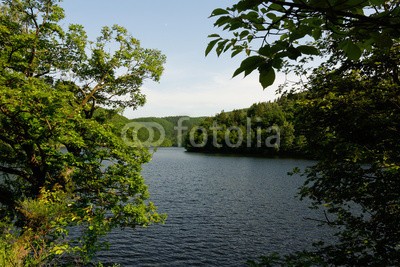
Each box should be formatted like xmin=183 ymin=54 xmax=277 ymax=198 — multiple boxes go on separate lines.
xmin=184 ymin=94 xmax=308 ymax=157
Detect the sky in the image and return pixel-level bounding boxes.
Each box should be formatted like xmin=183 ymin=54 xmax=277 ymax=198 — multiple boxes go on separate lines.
xmin=61 ymin=0 xmax=280 ymax=119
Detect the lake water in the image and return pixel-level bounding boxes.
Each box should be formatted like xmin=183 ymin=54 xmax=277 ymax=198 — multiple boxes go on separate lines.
xmin=97 ymin=148 xmax=332 ymax=266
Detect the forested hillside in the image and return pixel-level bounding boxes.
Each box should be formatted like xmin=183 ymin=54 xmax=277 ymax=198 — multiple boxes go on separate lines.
xmin=184 ymin=94 xmax=309 ymax=157
xmin=93 ymin=109 xmax=205 ymax=147
xmin=131 ymin=116 xmax=205 ymax=146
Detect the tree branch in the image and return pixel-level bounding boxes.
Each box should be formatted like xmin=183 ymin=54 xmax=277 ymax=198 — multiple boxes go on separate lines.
xmin=267 ymin=0 xmax=400 ymax=30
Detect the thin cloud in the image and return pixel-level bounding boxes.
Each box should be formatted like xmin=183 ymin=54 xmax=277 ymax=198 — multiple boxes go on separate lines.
xmin=125 ymin=72 xmax=281 ymax=118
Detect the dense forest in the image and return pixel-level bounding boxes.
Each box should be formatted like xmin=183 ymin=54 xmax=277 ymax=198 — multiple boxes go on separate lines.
xmin=130 ymin=116 xmax=205 ymax=147
xmin=93 ymin=108 xmax=205 ymax=147
xmin=184 ymin=94 xmax=308 ymax=157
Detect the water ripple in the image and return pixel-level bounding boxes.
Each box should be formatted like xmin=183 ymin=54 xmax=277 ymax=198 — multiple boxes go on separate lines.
xmin=96 ymin=148 xmax=333 ymax=266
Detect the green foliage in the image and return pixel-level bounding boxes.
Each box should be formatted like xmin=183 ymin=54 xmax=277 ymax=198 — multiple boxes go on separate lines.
xmin=0 ymin=0 xmax=166 ymax=265
xmin=208 ymin=1 xmax=400 ymax=265
xmin=0 ymin=186 xmax=77 ymax=266
xmin=246 ymin=47 xmax=400 ymax=265
xmin=92 ymin=111 xmax=205 ymax=148
xmin=207 ymin=0 xmax=400 ymax=88
xmin=130 ymin=116 xmax=206 ymax=147
xmin=185 ymin=99 xmax=308 ymax=157
xmin=294 ymin=55 xmax=400 ymax=265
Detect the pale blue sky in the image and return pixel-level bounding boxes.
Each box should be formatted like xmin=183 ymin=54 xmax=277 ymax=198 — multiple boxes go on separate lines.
xmin=61 ymin=0 xmax=279 ymax=118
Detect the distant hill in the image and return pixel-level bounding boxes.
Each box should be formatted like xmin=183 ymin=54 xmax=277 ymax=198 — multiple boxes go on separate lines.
xmin=184 ymin=94 xmax=309 ymax=157
xmin=93 ymin=108 xmax=206 ymax=147
xmin=131 ymin=116 xmax=205 ymax=146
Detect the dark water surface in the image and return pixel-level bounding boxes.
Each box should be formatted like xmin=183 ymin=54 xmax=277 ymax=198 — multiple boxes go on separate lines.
xmin=97 ymin=148 xmax=331 ymax=266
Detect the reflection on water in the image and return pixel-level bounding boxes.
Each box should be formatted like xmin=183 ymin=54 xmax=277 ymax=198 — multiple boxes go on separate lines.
xmin=97 ymin=148 xmax=332 ymax=266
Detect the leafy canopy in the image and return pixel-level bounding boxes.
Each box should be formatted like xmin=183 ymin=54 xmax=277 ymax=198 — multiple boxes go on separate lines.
xmin=208 ymin=0 xmax=400 ymax=266
xmin=0 ymin=0 xmax=166 ymax=265
xmin=207 ymin=0 xmax=400 ymax=88
xmin=293 ymin=53 xmax=400 ymax=265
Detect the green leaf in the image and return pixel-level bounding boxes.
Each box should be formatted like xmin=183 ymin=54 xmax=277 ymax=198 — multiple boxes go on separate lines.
xmin=340 ymin=40 xmax=362 ymax=60
xmin=216 ymin=40 xmax=229 ymax=57
xmin=269 ymin=3 xmax=285 ymax=12
xmin=240 ymin=30 xmax=250 ymax=39
xmin=287 ymin=46 xmax=302 ymax=60
xmin=242 ymin=11 xmax=260 ymax=23
xmin=266 ymin=13 xmax=277 ymax=21
xmin=312 ymin=28 xmax=322 ymax=40
xmin=233 ymin=67 xmax=245 ymax=77
xmin=258 ymin=45 xmax=271 ymax=57
xmin=259 ymin=67 xmax=275 ymax=89
xmin=271 ymin=58 xmax=284 ymax=69
xmin=214 ymin=16 xmax=231 ymax=27
xmin=374 ymin=33 xmax=394 ymax=49
xmin=297 ymin=45 xmax=320 ymax=55
xmin=229 ymin=21 xmax=243 ymax=31
xmin=270 ymin=40 xmax=289 ymax=54
xmin=231 ymin=48 xmax=243 ymax=57
xmin=205 ymin=39 xmax=220 ymax=56
xmin=233 ymin=56 xmax=265 ymax=77
xmin=210 ymin=8 xmax=230 ymax=17
xmin=223 ymin=42 xmax=233 ymax=53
